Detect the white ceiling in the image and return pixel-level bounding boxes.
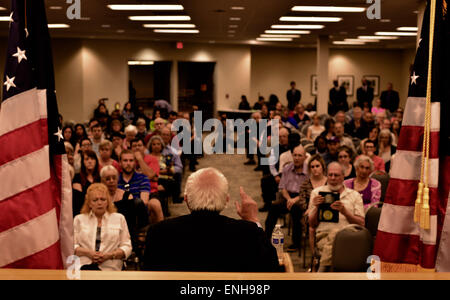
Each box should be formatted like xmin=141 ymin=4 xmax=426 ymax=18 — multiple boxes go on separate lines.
xmin=0 ymin=0 xmax=421 ymax=49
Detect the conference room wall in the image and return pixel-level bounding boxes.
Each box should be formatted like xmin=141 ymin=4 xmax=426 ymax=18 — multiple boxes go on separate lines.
xmin=54 ymin=39 xmax=252 ymax=123
xmin=250 ymin=46 xmax=415 ymax=111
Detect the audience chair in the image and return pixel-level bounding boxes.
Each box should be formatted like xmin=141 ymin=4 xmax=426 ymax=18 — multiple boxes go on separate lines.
xmin=370 ymin=172 xmax=390 ymax=202
xmin=365 ymin=205 xmax=382 ymax=240
xmin=331 ymin=225 xmax=373 ymax=272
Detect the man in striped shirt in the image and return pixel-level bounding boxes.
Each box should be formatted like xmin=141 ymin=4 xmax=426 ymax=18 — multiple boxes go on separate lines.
xmin=118 ymin=149 xmax=164 ymax=223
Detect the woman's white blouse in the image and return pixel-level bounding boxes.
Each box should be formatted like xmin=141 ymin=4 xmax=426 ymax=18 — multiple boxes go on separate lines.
xmin=74 ymin=212 xmax=132 ymax=271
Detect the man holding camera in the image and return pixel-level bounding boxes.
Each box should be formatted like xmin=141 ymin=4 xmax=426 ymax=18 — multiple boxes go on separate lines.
xmin=307 ymin=162 xmax=364 ymax=272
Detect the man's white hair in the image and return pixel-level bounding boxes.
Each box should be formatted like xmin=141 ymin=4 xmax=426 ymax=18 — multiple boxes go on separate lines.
xmin=184 ymin=167 xmax=229 ymax=212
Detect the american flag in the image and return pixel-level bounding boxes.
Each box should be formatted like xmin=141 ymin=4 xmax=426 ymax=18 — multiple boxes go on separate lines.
xmin=374 ymin=0 xmax=450 ymax=271
xmin=0 ymin=0 xmax=73 ymax=269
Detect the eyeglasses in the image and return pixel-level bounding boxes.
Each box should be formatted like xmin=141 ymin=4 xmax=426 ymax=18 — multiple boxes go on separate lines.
xmin=338 ymin=155 xmax=349 ymax=158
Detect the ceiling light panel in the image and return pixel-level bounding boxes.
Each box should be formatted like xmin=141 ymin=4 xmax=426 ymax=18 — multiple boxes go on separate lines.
xmin=292 ymin=6 xmax=365 ymax=12
xmin=271 ymin=24 xmax=325 ymax=29
xmin=154 ymin=29 xmax=199 ymax=33
xmin=143 ymin=24 xmax=196 ymax=28
xmin=375 ymin=31 xmax=417 ymax=36
xmin=257 ymin=37 xmax=293 ymax=42
xmin=129 ymin=16 xmax=191 ymax=21
xmin=108 ymin=5 xmax=184 ymax=10
xmin=280 ymin=16 xmax=342 ymax=22
xmin=265 ymin=30 xmax=311 ymax=34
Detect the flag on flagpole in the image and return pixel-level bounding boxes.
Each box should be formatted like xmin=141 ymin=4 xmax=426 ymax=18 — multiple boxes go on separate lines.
xmin=0 ymin=0 xmax=73 ymax=269
xmin=374 ymin=0 xmax=450 ymax=271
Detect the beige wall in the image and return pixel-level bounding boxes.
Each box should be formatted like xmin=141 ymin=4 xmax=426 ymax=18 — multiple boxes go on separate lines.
xmin=0 ymin=36 xmax=416 ymax=122
xmin=250 ymin=46 xmax=415 ymax=111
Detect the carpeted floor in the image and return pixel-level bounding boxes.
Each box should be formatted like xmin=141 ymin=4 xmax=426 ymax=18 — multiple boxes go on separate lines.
xmin=168 ymin=153 xmax=312 ymax=272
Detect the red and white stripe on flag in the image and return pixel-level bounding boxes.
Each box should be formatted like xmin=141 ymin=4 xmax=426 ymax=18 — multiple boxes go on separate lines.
xmin=0 ymin=88 xmax=73 ymax=269
xmin=374 ymin=96 xmax=449 ymax=269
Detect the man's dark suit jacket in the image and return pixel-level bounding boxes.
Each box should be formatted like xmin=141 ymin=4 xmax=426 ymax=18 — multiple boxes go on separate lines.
xmin=356 ymin=86 xmax=374 ymax=109
xmin=380 ymin=90 xmax=400 ymax=113
xmin=286 ymin=89 xmax=301 ymax=111
xmin=143 ymin=210 xmax=281 ymax=272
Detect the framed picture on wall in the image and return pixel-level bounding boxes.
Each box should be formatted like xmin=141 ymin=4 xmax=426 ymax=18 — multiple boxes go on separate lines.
xmin=337 ymin=75 xmax=354 ymax=96
xmin=364 ymin=75 xmax=380 ymax=96
xmin=311 ymin=75 xmax=318 ymax=96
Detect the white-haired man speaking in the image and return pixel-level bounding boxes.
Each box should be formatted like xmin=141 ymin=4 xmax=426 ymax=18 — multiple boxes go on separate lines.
xmin=143 ymin=168 xmax=280 ymax=272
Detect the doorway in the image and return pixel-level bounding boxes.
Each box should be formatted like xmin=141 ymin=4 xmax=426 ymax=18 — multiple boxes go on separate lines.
xmin=128 ymin=61 xmax=172 ymax=111
xmin=178 ymin=62 xmax=215 ymax=120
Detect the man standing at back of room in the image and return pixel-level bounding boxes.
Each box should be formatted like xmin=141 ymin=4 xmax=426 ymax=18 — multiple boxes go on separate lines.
xmin=286 ymin=81 xmax=301 ymax=112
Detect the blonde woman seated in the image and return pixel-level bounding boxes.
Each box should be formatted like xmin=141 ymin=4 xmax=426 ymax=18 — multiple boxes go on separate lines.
xmin=344 ymin=155 xmax=381 ymax=210
xmin=74 ymin=183 xmax=132 ymax=271
xmin=306 ymin=114 xmax=325 ymax=142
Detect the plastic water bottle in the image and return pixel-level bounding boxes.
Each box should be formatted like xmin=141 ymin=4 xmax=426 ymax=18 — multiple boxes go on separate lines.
xmin=271 ymin=224 xmax=284 ymax=264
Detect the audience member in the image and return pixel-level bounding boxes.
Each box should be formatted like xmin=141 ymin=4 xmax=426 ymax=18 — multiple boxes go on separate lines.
xmin=129 ymin=139 xmax=159 ymax=195
xmin=346 ymin=107 xmax=366 ymax=139
xmin=338 ymin=146 xmax=356 ymax=180
xmin=320 ymin=118 xmax=335 ymax=140
xmin=135 ymin=118 xmax=148 ymax=141
xmin=90 ymin=123 xmax=104 ymax=156
xmin=265 ymin=145 xmax=308 ymax=252
xmin=321 ymin=136 xmax=339 ymax=166
xmin=73 ymin=150 xmax=101 ymax=216
xmin=376 ymin=129 xmax=397 ymax=172
xmin=329 ymin=80 xmax=348 ymax=115
xmin=293 ymin=103 xmax=311 ymax=129
xmin=161 ymin=127 xmax=184 ymax=203
xmin=253 ymin=96 xmax=266 ymax=110
xmin=133 ymin=105 xmax=151 ymax=129
xmin=73 ymin=123 xmax=88 ymax=147
xmin=238 ymin=95 xmax=251 ymax=110
xmin=380 ymin=82 xmax=400 ymax=113
xmin=300 ymin=154 xmax=328 ymax=256
xmin=308 ymin=162 xmax=364 ymax=272
xmin=306 ymin=114 xmax=325 ymax=142
xmin=63 ymin=125 xmax=75 ymax=147
xmin=314 ymin=135 xmax=328 ymax=155
xmin=100 ymin=166 xmax=148 ymax=254
xmin=360 ymin=140 xmax=385 ymax=172
xmin=143 ymin=168 xmax=280 ymax=272
xmin=287 ymin=81 xmax=301 ymax=111
xmin=334 ymin=121 xmax=356 ymax=153
xmin=74 ymin=183 xmax=132 ymax=271
xmin=74 ymin=137 xmax=93 ymax=174
xmin=118 ymin=150 xmax=164 ymax=224
xmin=168 ymin=111 xmax=178 ymax=124
xmin=122 ymin=102 xmax=135 ymax=126
xmin=110 ymin=132 xmax=124 ymax=162
xmin=145 ymin=117 xmax=166 ymax=145
xmin=64 ymin=141 xmax=75 ymax=180
xmin=123 ymin=124 xmax=138 ymax=150
xmin=371 ymin=98 xmax=386 ymax=116
xmin=344 ymin=155 xmax=381 ymax=210
xmin=98 ymin=140 xmax=120 ymax=171
xmin=359 ymin=126 xmax=379 ymax=154
xmin=356 ymin=78 xmax=374 ymax=110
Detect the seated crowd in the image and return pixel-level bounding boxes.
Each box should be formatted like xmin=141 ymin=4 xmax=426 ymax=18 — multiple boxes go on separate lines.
xmin=64 ymin=92 xmax=401 ymax=272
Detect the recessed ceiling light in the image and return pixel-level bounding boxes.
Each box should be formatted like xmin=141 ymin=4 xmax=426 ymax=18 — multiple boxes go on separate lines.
xmin=154 ymin=29 xmax=199 ymax=33
xmin=260 ymin=34 xmax=300 ymax=38
xmin=228 ymin=30 xmax=236 ymax=33
xmin=257 ymin=37 xmax=293 ymax=42
xmin=375 ymin=31 xmax=417 ymax=36
xmin=291 ymin=6 xmax=365 ymax=12
xmin=49 ymin=6 xmax=63 ymax=10
xmin=265 ymin=30 xmax=311 ymax=34
xmin=280 ymin=16 xmax=342 ymax=22
xmin=117 ymin=29 xmax=125 ymax=33
xmin=229 ymin=24 xmax=238 ymax=28
xmin=345 ymin=38 xmax=379 ymax=43
xmin=48 ymin=24 xmax=70 ymax=28
xmin=108 ymin=5 xmax=184 ymax=10
xmin=333 ymin=41 xmax=365 ymax=45
xmin=397 ymin=27 xmax=418 ymax=31
xmin=230 ymin=17 xmax=241 ymax=21
xmin=228 ymin=35 xmax=235 ymax=38
xmin=231 ymin=6 xmax=245 ymax=10
xmin=358 ymin=35 xmax=399 ymax=40
xmin=380 ymin=19 xmax=391 ymax=23
xmin=357 ymin=26 xmax=366 ymax=30
xmin=80 ymin=17 xmax=91 ymax=21
xmin=129 ymin=16 xmax=191 ymax=21
xmin=209 ymin=40 xmax=216 ymax=44
xmin=271 ymin=24 xmax=324 ymax=29
xmin=101 ymin=24 xmax=111 ymax=28
xmin=340 ymin=31 xmax=348 ymax=35
xmin=128 ymin=61 xmax=154 ymax=65
xmin=143 ymin=24 xmax=196 ymax=28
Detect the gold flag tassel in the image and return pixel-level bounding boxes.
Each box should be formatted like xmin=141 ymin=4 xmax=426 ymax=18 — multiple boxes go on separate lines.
xmin=419 ymin=0 xmax=437 ymax=230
